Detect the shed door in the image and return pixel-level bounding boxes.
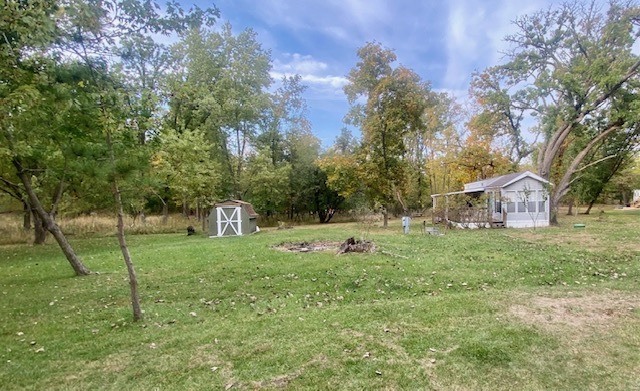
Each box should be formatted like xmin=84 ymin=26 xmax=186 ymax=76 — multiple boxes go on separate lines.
xmin=217 ymin=207 xmax=242 ymax=236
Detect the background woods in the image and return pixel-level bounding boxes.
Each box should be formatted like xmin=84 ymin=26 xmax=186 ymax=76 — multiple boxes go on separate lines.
xmin=2 ymin=1 xmax=640 ymax=244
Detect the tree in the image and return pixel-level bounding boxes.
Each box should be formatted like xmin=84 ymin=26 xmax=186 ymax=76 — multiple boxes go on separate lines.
xmin=1 ymin=1 xmax=91 ymax=272
xmin=165 ymin=24 xmax=271 ymax=199
xmin=243 ymin=148 xmax=291 ymax=216
xmin=475 ymin=1 xmax=640 ymax=223
xmin=344 ymin=42 xmax=429 ymax=227
xmin=151 ymin=128 xmax=221 ymax=219
xmin=569 ymin=124 xmax=640 ymax=212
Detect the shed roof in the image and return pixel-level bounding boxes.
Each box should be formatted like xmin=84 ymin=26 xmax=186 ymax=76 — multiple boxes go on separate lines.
xmin=214 ymin=199 xmax=258 ymax=217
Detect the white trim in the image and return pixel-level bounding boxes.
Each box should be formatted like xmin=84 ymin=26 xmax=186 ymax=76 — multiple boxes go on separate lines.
xmin=500 ymin=171 xmax=551 ymax=189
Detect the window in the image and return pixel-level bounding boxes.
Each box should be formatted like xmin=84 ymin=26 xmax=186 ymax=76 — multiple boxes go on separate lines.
xmin=538 ymin=200 xmax=546 ymax=212
xmin=517 ymin=202 xmax=526 ymax=212
xmin=528 ymin=201 xmax=536 ymax=212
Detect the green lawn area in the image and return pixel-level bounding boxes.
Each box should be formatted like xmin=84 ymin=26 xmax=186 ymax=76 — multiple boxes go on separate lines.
xmin=1 ymin=210 xmax=639 ymax=390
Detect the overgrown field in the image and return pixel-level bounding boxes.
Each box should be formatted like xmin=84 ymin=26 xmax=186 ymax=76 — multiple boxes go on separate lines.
xmin=1 ymin=210 xmax=639 ymax=390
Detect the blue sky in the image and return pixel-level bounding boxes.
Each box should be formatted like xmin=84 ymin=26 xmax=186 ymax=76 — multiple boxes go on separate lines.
xmin=193 ymin=0 xmax=553 ymax=147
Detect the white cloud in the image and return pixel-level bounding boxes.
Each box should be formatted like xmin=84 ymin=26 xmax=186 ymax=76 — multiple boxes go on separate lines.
xmin=444 ymin=0 xmax=553 ymax=94
xmin=273 ymin=54 xmax=328 ymax=74
xmin=271 ymin=53 xmax=349 ymax=93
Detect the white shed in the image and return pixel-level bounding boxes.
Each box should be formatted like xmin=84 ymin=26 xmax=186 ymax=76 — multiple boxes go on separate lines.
xmin=431 ymin=171 xmax=552 ymax=228
xmin=208 ymin=200 xmax=259 ymax=237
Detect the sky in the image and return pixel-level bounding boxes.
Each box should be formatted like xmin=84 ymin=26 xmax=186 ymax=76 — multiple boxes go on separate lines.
xmin=190 ymin=0 xmax=554 ymax=147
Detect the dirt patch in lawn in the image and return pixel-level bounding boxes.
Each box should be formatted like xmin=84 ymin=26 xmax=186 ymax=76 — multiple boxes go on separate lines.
xmin=273 ymin=241 xmax=343 ymax=253
xmin=273 ymin=238 xmax=376 ymax=254
xmin=509 ymin=293 xmax=640 ymax=337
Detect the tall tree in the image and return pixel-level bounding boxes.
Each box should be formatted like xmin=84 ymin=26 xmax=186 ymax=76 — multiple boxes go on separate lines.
xmin=344 ymin=42 xmax=429 ymax=226
xmin=165 ymin=24 xmax=271 ymax=198
xmin=151 ymin=128 xmax=221 ymax=219
xmin=0 ymin=1 xmax=91 ymax=272
xmin=475 ymin=1 xmax=640 ymax=223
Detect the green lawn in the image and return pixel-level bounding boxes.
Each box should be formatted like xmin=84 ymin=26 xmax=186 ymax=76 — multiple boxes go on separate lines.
xmin=1 ymin=211 xmax=639 ymax=390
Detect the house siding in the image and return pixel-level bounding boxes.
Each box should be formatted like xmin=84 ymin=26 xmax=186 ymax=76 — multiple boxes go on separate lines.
xmin=501 ymin=177 xmax=549 ymax=228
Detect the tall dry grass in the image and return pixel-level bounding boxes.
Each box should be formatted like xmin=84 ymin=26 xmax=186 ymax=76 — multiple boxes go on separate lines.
xmin=0 ymin=213 xmax=206 ymax=245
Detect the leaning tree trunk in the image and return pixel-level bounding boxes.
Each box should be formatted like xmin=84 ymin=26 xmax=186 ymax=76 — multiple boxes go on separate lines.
xmin=112 ymin=178 xmax=143 ymax=322
xmin=107 ymin=131 xmax=143 ymax=322
xmin=107 ymin=131 xmax=142 ymax=322
xmin=14 ymin=161 xmax=91 ymax=275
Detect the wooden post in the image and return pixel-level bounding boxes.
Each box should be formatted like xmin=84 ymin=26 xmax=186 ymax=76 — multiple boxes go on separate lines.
xmin=445 ymin=195 xmax=449 ymax=224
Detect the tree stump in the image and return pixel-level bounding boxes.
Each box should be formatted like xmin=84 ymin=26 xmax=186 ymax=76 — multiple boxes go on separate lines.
xmin=337 ymin=237 xmax=375 ymax=254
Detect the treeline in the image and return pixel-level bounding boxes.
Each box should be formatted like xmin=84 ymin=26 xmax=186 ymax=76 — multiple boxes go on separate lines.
xmin=3 ymin=0 xmax=640 ymax=240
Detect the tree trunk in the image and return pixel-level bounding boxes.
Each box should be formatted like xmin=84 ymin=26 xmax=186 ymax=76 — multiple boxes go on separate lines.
xmin=383 ymin=208 xmax=388 ymax=228
xmin=106 ymin=129 xmax=143 ymax=322
xmin=112 ymin=178 xmax=143 ymax=322
xmin=182 ymin=197 xmax=189 ymax=218
xmin=22 ymin=201 xmax=31 ymax=230
xmin=547 ymin=122 xmax=624 ymax=225
xmin=162 ymin=202 xmax=168 ymax=224
xmin=585 ymin=201 xmax=595 ymax=215
xmin=14 ymin=161 xmax=90 ymax=275
xmin=33 ymin=212 xmax=47 ymax=245
xmin=567 ymin=199 xmax=574 ymax=215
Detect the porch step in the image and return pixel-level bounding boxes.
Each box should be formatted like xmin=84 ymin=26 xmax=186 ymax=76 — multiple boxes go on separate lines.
xmin=491 ymin=221 xmax=505 ymax=228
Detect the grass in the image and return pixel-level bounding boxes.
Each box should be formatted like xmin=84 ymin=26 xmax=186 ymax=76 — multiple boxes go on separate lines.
xmin=1 ymin=209 xmax=639 ymax=390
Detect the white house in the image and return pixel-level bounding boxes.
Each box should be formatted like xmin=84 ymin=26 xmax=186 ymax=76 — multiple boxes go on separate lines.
xmin=431 ymin=171 xmax=552 ymax=228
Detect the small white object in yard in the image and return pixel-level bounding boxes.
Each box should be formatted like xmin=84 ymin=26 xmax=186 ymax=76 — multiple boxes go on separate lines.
xmin=149 ymin=343 xmax=157 ymax=349
xmin=211 ymin=366 xmax=219 ymax=372
xmin=35 ymin=347 xmax=45 ymax=353
xmin=375 ymin=370 xmax=383 ymax=376
xmin=190 ymin=312 xmax=197 ymax=317
xmin=430 ymin=358 xmax=436 ymax=364
xmin=363 ymin=352 xmax=371 ymax=358
xmin=16 ymin=332 xmax=23 ymax=336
